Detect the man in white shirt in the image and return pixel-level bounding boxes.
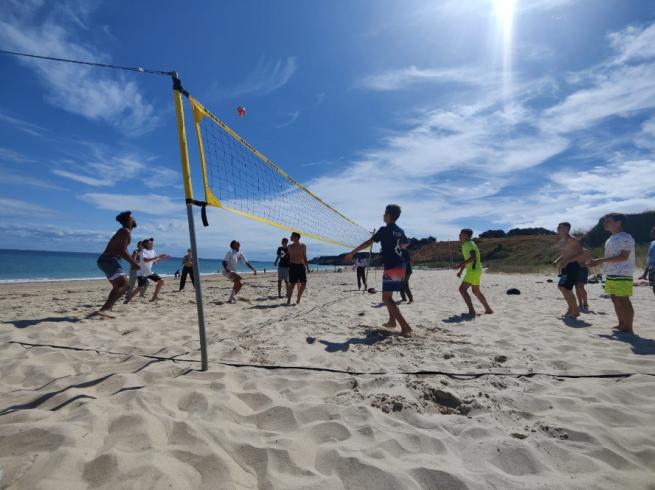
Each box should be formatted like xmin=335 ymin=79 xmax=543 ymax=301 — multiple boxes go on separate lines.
xmin=223 ymin=240 xmax=257 ymax=303
xmin=588 ymin=213 xmax=636 ymax=335
xmin=638 ymin=226 xmax=655 ymax=297
xmin=125 ymin=238 xmax=169 ymax=303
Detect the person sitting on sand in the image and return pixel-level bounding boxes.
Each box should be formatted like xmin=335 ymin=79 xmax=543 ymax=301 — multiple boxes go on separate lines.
xmin=274 ymin=238 xmax=290 ymax=299
xmin=354 ymin=253 xmax=368 ymax=290
xmin=125 ymin=238 xmax=169 ymax=303
xmin=93 ymin=211 xmax=141 ymax=318
xmin=638 ymin=226 xmax=655 ymax=298
xmin=222 ymin=240 xmax=257 ymax=304
xmin=346 ymin=204 xmax=412 ymax=337
xmin=178 ymin=249 xmax=195 ymax=291
xmin=588 ymin=213 xmax=636 ymax=335
xmin=287 ymin=232 xmax=311 ymax=305
xmin=456 ymin=229 xmax=493 ymax=317
xmin=553 ymin=222 xmax=584 ymax=318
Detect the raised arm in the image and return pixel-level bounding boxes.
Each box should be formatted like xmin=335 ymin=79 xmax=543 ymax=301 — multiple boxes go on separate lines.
xmin=345 ymin=239 xmax=374 ymax=263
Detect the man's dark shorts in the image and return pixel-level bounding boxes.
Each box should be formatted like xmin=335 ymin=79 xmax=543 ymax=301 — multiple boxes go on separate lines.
xmin=138 ymin=274 xmax=162 ymax=287
xmin=577 ymin=266 xmax=589 ymax=285
xmin=97 ymin=253 xmax=125 ymax=280
xmin=289 ymin=264 xmax=307 ymax=284
xmin=558 ymin=261 xmax=580 ymax=291
xmin=648 ymin=267 xmax=655 ymax=289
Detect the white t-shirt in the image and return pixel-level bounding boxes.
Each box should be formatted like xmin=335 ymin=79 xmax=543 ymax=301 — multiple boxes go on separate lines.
xmin=355 ymin=257 xmax=368 ymax=268
xmin=223 ymin=249 xmax=247 ymax=272
xmin=138 ymin=249 xmax=156 ymax=277
xmin=603 ymin=232 xmax=635 ymax=277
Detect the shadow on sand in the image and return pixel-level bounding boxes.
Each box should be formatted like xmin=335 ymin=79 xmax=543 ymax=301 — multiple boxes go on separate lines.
xmin=442 ymin=314 xmax=475 ymax=324
xmin=319 ymin=330 xmax=387 ymax=352
xmin=3 ymin=316 xmax=81 ymax=329
xmin=599 ymin=332 xmax=655 ymax=355
xmin=563 ymin=317 xmax=593 ymax=328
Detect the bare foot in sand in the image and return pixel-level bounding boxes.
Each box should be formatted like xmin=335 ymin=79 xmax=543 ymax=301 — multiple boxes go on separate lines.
xmin=87 ymin=310 xmax=115 ymax=319
xmin=382 ymin=321 xmax=397 ymax=329
xmin=401 ymin=328 xmax=413 ymax=338
xmin=484 ymin=309 xmax=494 ymax=314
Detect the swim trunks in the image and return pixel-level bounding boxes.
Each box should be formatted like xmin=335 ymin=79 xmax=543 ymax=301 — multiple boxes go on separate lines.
xmin=137 ymin=274 xmax=161 ymax=287
xmin=558 ymin=261 xmax=580 ymax=290
xmin=605 ymin=275 xmax=633 ymax=297
xmin=463 ymin=269 xmax=482 ymax=286
xmin=97 ymin=254 xmax=125 ymax=280
xmin=289 ymin=263 xmax=307 ymax=284
xmin=648 ymin=267 xmax=655 ymax=288
xmin=277 ymin=266 xmax=290 ymax=282
xmin=576 ymin=266 xmax=589 ymax=285
xmin=382 ymin=266 xmax=405 ymax=292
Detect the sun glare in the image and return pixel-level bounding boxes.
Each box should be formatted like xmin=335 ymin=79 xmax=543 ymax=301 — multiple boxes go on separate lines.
xmin=493 ymin=0 xmax=517 ymax=102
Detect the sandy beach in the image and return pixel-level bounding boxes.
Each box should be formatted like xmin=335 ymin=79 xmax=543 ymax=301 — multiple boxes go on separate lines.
xmin=1 ymin=269 xmax=654 ymax=489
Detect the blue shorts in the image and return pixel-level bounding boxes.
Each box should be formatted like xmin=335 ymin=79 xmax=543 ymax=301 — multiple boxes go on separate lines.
xmin=382 ymin=267 xmax=405 ymax=292
xmin=97 ymin=254 xmax=125 ymax=281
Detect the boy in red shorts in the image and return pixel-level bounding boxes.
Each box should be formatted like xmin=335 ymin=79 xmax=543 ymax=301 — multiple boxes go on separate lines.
xmin=346 ymin=204 xmax=412 ymax=337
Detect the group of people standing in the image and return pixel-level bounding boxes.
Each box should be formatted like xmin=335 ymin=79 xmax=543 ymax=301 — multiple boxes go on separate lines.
xmin=94 ymin=209 xmax=652 ymax=338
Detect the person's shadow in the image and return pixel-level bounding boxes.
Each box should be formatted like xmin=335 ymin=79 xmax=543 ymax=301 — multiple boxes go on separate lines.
xmin=599 ymin=332 xmax=655 ymax=355
xmin=442 ymin=314 xmax=475 ymax=324
xmin=563 ymin=317 xmax=593 ymax=328
xmin=319 ymin=330 xmax=387 ymax=352
xmin=3 ymin=316 xmax=80 ymax=329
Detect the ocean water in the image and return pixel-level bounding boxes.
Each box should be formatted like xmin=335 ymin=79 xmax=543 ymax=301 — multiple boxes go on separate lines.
xmin=0 ymin=249 xmax=332 ymax=283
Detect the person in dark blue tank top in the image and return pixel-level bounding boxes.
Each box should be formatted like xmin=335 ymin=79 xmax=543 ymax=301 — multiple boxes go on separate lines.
xmin=346 ymin=204 xmax=412 ymax=337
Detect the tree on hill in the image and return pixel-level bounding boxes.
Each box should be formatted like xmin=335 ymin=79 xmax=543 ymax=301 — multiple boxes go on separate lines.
xmin=584 ymin=211 xmax=655 ymax=246
xmin=507 ymin=227 xmax=556 ymax=236
xmin=479 ymin=229 xmax=506 ymax=238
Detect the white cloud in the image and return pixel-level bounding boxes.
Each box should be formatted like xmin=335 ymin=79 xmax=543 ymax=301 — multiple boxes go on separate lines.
xmin=227 ymin=57 xmax=297 ymax=97
xmin=359 ymin=66 xmax=486 ymax=91
xmin=275 ymin=110 xmax=301 ymax=129
xmin=609 ymin=23 xmax=655 ymax=64
xmin=52 ymin=169 xmax=113 ymax=187
xmin=0 ymin=110 xmax=47 ymax=136
xmin=0 ymin=2 xmax=158 ymax=135
xmin=0 ymin=197 xmax=57 ymax=217
xmin=0 ymin=222 xmax=111 ymax=243
xmin=0 ymin=147 xmax=33 ymax=163
xmin=80 ymin=193 xmax=182 ymax=216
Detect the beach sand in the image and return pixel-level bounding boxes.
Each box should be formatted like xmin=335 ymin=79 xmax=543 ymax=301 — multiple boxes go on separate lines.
xmin=1 ymin=269 xmax=654 ymax=489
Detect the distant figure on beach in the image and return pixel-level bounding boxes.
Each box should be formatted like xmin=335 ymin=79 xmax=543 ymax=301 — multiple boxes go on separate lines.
xmin=400 ymin=247 xmax=413 ymax=303
xmin=275 ymin=238 xmax=290 ymax=298
xmin=287 ymin=232 xmax=310 ymax=305
xmin=93 ymin=211 xmax=141 ymax=318
xmin=576 ymin=246 xmax=591 ymax=311
xmin=178 ymin=249 xmax=195 ymax=291
xmin=174 ymin=269 xmax=180 ymax=279
xmin=346 ymin=204 xmax=412 ymax=337
xmin=456 ymin=229 xmax=493 ymax=317
xmin=588 ymin=213 xmax=636 ymax=335
xmin=126 ymin=238 xmax=169 ymax=303
xmin=354 ymin=253 xmax=368 ymax=290
xmin=554 ymin=222 xmax=584 ymax=318
xmin=124 ymin=240 xmax=148 ymax=303
xmin=222 ymin=240 xmax=257 ymax=304
xmin=639 ymin=226 xmax=655 ymax=297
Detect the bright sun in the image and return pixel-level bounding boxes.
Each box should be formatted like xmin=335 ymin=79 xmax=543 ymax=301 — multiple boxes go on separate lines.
xmin=494 ymin=0 xmax=516 ymax=29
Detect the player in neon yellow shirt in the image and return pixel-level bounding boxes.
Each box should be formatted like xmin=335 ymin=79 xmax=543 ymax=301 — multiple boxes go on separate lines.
xmin=456 ymin=229 xmax=493 ymax=317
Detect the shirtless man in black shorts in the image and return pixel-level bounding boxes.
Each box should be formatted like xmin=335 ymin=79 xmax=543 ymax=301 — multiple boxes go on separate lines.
xmin=554 ymin=222 xmax=583 ymax=319
xmin=93 ymin=211 xmax=141 ymax=318
xmin=286 ymin=232 xmax=310 ymax=305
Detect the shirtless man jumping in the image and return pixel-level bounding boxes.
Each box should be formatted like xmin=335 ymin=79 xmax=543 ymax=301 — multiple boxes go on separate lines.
xmin=286 ymin=232 xmax=311 ymax=305
xmin=554 ymin=222 xmax=583 ymax=319
xmin=93 ymin=211 xmax=141 ymax=318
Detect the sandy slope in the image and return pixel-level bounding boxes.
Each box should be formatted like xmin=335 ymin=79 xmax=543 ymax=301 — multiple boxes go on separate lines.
xmin=1 ymin=270 xmax=654 ymax=489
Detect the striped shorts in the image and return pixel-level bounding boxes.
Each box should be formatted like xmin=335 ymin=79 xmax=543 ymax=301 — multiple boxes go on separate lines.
xmin=604 ymin=275 xmax=633 ymax=297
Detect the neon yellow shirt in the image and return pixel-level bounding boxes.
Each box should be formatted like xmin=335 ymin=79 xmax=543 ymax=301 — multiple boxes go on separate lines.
xmin=462 ymin=240 xmax=481 ymax=273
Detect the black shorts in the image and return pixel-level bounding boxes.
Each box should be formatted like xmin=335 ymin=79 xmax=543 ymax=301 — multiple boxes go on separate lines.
xmin=138 ymin=274 xmax=161 ymax=287
xmin=558 ymin=262 xmax=580 ymax=291
xmin=289 ymin=264 xmax=307 ymax=284
xmin=577 ymin=267 xmax=589 ymax=285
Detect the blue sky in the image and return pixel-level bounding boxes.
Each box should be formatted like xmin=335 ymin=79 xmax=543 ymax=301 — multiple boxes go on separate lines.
xmin=1 ymin=0 xmax=654 ymax=259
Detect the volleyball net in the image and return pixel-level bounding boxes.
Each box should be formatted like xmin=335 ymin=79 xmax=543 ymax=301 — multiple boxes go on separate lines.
xmin=187 ymin=96 xmax=371 ymax=248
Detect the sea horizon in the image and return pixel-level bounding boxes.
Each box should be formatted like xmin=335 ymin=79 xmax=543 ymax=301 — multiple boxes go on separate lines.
xmin=0 ymin=249 xmax=334 ymax=283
